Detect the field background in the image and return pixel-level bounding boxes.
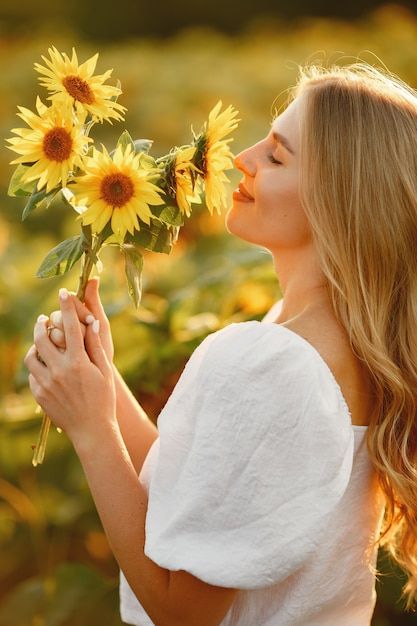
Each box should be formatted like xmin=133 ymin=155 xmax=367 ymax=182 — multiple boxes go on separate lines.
xmin=1 ymin=2 xmax=417 ymax=624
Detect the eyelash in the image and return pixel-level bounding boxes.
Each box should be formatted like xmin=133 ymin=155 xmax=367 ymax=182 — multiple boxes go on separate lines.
xmin=268 ymin=154 xmax=282 ymax=165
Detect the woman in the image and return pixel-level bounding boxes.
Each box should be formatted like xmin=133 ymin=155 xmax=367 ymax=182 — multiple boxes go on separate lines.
xmin=25 ymin=61 xmax=417 ymax=625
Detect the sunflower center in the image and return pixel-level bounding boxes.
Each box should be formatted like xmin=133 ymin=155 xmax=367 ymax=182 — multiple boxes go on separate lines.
xmin=63 ymin=75 xmax=95 ymax=104
xmin=100 ymin=173 xmax=134 ymax=207
xmin=42 ymin=127 xmax=73 ymax=162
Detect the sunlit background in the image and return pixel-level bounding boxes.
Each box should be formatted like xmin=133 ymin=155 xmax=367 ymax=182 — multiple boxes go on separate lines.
xmin=1 ymin=2 xmax=417 ymax=624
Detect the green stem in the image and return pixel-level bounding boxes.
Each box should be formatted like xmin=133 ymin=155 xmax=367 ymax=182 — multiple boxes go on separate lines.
xmin=32 ymin=232 xmax=104 ymax=467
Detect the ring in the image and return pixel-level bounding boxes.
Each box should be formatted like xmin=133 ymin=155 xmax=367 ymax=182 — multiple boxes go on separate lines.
xmin=36 ymin=350 xmax=47 ymax=365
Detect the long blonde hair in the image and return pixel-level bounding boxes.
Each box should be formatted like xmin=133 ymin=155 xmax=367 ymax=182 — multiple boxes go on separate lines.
xmin=288 ymin=60 xmax=417 ymax=612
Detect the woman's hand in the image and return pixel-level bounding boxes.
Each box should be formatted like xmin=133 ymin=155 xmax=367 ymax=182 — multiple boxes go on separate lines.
xmin=48 ymin=277 xmax=114 ymax=363
xmin=24 ymin=288 xmax=117 ymax=448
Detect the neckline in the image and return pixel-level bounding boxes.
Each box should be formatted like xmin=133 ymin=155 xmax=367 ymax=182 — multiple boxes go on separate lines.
xmin=251 ymin=319 xmax=368 ymax=432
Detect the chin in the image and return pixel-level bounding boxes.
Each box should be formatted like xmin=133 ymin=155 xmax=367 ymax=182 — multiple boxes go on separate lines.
xmin=225 ymin=206 xmax=264 ymax=246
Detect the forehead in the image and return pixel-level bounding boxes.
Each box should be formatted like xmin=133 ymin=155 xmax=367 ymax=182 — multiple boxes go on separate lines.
xmin=270 ymin=98 xmax=300 ymax=150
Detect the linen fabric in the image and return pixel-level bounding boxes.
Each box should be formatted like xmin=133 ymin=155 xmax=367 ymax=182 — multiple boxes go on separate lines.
xmin=120 ymin=312 xmax=384 ymax=626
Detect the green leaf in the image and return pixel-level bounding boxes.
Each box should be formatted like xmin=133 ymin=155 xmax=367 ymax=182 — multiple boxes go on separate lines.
xmin=0 ymin=578 xmax=45 ymax=626
xmin=81 ymin=223 xmax=93 ymax=247
xmin=21 ymin=186 xmax=59 ymax=221
xmin=133 ymin=139 xmax=153 ymax=154
xmin=138 ymin=153 xmax=157 ymax=172
xmin=36 ymin=234 xmax=88 ymax=278
xmin=7 ymin=164 xmax=36 ymax=197
xmin=150 ymin=203 xmax=184 ymax=226
xmin=125 ymin=218 xmax=175 ymax=254
xmin=99 ymin=221 xmax=116 ymax=243
xmin=0 ymin=563 xmax=110 ymax=626
xmin=116 ymin=129 xmax=135 ymax=153
xmin=123 ymin=244 xmax=144 ymax=309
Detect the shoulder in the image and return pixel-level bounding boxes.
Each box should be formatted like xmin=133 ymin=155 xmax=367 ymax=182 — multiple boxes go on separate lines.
xmin=194 ymin=320 xmax=313 ymax=370
xmin=158 ymin=319 xmax=354 ymax=442
xmin=178 ymin=320 xmax=331 ymax=407
xmin=145 ymin=326 xmax=356 ymax=592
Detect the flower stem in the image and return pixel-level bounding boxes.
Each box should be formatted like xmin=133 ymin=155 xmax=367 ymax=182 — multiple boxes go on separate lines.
xmin=32 ymin=231 xmax=103 ymax=467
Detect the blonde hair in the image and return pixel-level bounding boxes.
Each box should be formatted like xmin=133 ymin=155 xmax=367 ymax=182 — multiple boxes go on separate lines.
xmin=284 ymin=60 xmax=417 ymax=611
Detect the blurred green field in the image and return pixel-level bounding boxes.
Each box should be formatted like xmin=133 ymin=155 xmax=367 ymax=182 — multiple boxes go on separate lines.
xmin=2 ymin=4 xmax=417 ymax=624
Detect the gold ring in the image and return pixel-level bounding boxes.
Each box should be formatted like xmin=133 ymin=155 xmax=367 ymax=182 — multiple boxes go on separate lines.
xmin=36 ymin=350 xmax=46 ymax=365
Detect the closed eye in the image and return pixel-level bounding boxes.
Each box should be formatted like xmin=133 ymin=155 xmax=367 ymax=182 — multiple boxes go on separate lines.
xmin=268 ymin=154 xmax=282 ymax=165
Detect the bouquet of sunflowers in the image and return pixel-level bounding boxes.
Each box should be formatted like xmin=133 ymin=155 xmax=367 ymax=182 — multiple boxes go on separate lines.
xmin=6 ymin=45 xmax=240 ymax=466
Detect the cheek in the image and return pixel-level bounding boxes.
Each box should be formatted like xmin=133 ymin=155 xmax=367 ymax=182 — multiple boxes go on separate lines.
xmin=225 ymin=170 xmax=311 ymax=249
xmin=256 ymin=176 xmax=310 ymax=246
xmin=256 ymin=172 xmax=297 ymax=219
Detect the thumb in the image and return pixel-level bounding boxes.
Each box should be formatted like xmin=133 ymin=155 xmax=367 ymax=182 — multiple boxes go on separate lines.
xmin=84 ymin=319 xmax=110 ymax=374
xmin=84 ymin=277 xmax=106 ymax=322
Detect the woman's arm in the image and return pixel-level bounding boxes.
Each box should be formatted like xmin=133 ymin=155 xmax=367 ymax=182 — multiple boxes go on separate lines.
xmin=83 ymin=276 xmax=159 ymax=473
xmin=27 ymin=292 xmax=239 ymax=626
xmin=112 ymin=363 xmax=159 ymax=475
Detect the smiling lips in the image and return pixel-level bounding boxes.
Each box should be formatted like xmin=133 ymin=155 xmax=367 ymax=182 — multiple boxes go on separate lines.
xmin=233 ymin=182 xmax=254 ymax=202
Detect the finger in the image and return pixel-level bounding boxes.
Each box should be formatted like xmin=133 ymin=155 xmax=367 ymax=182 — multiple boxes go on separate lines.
xmin=34 ymin=314 xmax=61 ymax=367
xmin=71 ymin=295 xmax=96 ymax=326
xmin=59 ymin=288 xmax=85 ymax=359
xmin=50 ymin=305 xmax=93 ymax=329
xmin=84 ymin=278 xmax=114 ymax=362
xmin=84 ymin=319 xmax=110 ymax=374
xmin=50 ymin=310 xmax=63 ymax=329
xmin=49 ymin=326 xmax=66 ymax=349
xmin=84 ymin=277 xmax=107 ymax=323
xmin=25 ymin=345 xmax=51 ymax=386
xmin=28 ymin=373 xmax=42 ymax=402
xmin=49 ymin=310 xmax=87 ymax=349
xmin=49 ymin=310 xmax=66 ymax=349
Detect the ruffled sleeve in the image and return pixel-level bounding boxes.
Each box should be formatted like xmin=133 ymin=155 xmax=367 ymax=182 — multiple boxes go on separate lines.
xmin=136 ymin=321 xmax=355 ymax=590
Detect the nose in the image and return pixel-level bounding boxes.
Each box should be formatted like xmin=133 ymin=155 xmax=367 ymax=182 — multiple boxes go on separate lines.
xmin=234 ymin=146 xmax=256 ymax=177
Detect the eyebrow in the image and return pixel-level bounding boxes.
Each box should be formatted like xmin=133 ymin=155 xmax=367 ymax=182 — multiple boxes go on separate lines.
xmin=271 ymin=129 xmax=295 ymax=156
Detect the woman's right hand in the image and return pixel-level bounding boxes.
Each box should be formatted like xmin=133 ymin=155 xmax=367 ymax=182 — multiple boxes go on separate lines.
xmin=48 ymin=277 xmax=114 ymax=364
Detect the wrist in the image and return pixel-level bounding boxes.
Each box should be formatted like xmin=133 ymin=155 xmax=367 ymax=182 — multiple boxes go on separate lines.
xmin=72 ymin=418 xmax=120 ymax=459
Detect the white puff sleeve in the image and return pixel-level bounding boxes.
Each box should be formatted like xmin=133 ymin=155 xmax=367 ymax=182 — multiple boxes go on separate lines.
xmin=125 ymin=321 xmax=355 ymax=599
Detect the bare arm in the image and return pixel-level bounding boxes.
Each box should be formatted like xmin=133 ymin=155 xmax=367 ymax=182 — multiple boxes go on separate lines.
xmin=112 ymin=363 xmax=159 ymax=474
xmin=38 ymin=290 xmax=238 ymax=626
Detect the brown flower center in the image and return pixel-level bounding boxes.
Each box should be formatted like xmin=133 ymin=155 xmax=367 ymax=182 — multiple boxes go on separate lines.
xmin=62 ymin=75 xmax=95 ymax=105
xmin=100 ymin=173 xmax=134 ymax=207
xmin=42 ymin=127 xmax=73 ymax=162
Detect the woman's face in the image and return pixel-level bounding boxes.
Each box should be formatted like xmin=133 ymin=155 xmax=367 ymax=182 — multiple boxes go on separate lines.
xmin=225 ymin=96 xmax=311 ymax=253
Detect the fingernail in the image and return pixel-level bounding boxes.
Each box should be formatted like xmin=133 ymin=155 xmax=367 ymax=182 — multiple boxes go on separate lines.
xmin=92 ymin=319 xmax=100 ymax=334
xmin=37 ymin=314 xmax=48 ymax=322
xmin=59 ymin=288 xmax=68 ymax=300
xmin=86 ymin=314 xmax=95 ymax=324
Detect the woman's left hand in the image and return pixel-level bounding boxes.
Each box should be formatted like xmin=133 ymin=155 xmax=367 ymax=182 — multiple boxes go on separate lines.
xmin=24 ymin=287 xmax=117 ymax=449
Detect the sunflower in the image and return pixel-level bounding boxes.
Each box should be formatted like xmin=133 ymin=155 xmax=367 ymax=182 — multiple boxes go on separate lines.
xmin=170 ymin=146 xmax=201 ymax=217
xmin=195 ymin=101 xmax=240 ymax=215
xmin=71 ymin=143 xmax=165 ymax=242
xmin=34 ymin=46 xmax=126 ymax=124
xmin=6 ymin=97 xmax=91 ymax=193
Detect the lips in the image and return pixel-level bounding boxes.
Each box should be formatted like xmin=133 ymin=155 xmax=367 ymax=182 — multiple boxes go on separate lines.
xmin=238 ymin=183 xmax=254 ymax=200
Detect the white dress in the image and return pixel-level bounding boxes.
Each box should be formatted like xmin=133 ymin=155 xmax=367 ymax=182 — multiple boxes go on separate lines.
xmin=119 ymin=302 xmax=385 ymax=626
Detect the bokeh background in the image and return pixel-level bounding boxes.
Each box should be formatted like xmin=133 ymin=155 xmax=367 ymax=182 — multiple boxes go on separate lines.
xmin=1 ymin=1 xmax=417 ymax=624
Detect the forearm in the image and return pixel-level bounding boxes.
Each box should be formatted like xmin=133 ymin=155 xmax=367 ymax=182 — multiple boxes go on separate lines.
xmin=112 ymin=363 xmax=159 ymax=474
xmin=73 ymin=425 xmax=172 ymax=626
